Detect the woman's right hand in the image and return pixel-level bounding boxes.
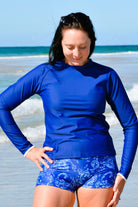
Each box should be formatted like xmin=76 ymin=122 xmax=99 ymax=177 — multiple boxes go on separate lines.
xmin=25 ymin=146 xmax=54 ymax=171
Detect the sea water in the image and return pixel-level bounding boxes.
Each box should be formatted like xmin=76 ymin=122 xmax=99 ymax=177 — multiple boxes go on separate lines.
xmin=0 ymin=46 xmax=138 ymax=206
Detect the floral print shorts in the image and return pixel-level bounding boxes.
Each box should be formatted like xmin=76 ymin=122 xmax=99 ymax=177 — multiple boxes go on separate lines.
xmin=36 ymin=155 xmax=118 ymax=192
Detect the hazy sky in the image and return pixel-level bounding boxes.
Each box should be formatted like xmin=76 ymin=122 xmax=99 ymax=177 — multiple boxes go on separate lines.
xmin=0 ymin=0 xmax=138 ymax=46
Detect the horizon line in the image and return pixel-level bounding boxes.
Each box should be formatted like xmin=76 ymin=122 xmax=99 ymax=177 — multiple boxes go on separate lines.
xmin=0 ymin=44 xmax=138 ymax=48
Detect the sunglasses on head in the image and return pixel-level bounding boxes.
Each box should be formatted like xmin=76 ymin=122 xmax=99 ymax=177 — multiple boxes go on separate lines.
xmin=60 ymin=15 xmax=79 ymax=25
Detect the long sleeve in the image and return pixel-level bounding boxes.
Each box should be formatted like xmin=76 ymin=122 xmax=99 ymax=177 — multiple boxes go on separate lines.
xmin=0 ymin=63 xmax=47 ymax=155
xmin=107 ymin=70 xmax=138 ymax=179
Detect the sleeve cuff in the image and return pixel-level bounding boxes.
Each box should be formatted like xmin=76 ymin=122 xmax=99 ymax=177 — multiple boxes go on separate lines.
xmin=24 ymin=146 xmax=35 ymax=157
xmin=117 ymin=173 xmax=127 ymax=181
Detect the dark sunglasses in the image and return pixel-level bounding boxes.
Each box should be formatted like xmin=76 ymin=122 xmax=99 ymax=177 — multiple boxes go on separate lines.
xmin=60 ymin=15 xmax=79 ymax=25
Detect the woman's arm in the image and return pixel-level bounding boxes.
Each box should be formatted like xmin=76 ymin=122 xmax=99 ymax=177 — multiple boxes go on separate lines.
xmin=107 ymin=69 xmax=138 ymax=180
xmin=106 ymin=69 xmax=138 ymax=206
xmin=0 ymin=63 xmax=46 ymax=155
xmin=0 ymin=63 xmax=54 ymax=169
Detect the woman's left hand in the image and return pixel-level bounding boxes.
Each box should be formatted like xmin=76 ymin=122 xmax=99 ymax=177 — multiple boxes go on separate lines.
xmin=107 ymin=174 xmax=126 ymax=207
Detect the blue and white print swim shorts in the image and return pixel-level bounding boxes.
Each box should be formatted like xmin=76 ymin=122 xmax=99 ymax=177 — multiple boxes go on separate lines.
xmin=36 ymin=156 xmax=118 ymax=192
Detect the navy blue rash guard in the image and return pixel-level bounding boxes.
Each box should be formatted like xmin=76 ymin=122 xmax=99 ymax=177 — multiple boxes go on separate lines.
xmin=0 ymin=59 xmax=138 ymax=179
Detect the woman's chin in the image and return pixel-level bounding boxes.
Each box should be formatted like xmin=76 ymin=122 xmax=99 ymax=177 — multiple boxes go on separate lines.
xmin=69 ymin=60 xmax=85 ymax=66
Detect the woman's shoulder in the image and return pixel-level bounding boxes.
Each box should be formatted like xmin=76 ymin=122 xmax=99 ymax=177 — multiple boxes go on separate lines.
xmin=32 ymin=62 xmax=62 ymax=72
xmin=32 ymin=62 xmax=51 ymax=72
xmin=91 ymin=60 xmax=115 ymax=74
xmin=27 ymin=62 xmax=54 ymax=77
xmin=90 ymin=60 xmax=119 ymax=80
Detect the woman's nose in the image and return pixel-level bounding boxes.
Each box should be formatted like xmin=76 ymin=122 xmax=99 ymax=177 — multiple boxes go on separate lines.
xmin=73 ymin=48 xmax=80 ymax=57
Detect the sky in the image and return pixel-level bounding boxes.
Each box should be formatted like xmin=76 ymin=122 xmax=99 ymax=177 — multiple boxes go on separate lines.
xmin=0 ymin=0 xmax=138 ymax=46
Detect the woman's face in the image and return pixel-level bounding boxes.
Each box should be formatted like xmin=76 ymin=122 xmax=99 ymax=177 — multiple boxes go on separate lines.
xmin=61 ymin=29 xmax=91 ymax=66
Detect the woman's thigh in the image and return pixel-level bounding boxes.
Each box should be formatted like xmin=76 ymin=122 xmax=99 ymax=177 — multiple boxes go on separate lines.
xmin=33 ymin=185 xmax=75 ymax=207
xmin=77 ymin=187 xmax=113 ymax=207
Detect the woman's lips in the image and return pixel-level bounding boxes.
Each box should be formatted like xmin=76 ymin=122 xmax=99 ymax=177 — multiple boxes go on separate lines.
xmin=73 ymin=58 xmax=81 ymax=61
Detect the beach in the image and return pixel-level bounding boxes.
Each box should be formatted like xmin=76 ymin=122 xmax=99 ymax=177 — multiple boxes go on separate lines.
xmin=0 ymin=47 xmax=138 ymax=206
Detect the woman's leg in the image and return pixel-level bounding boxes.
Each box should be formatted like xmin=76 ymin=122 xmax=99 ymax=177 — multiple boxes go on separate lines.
xmin=76 ymin=156 xmax=118 ymax=207
xmin=33 ymin=185 xmax=75 ymax=207
xmin=76 ymin=187 xmax=113 ymax=207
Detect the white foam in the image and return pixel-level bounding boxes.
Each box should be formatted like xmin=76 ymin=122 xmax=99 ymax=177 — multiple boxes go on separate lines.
xmin=23 ymin=125 xmax=45 ymax=140
xmin=0 ymin=55 xmax=48 ymax=60
xmin=93 ymin=51 xmax=138 ymax=56
xmin=0 ymin=134 xmax=9 ymax=144
xmin=105 ymin=84 xmax=138 ymax=126
xmin=12 ymin=98 xmax=43 ymax=117
xmin=0 ymin=124 xmax=45 ymax=144
xmin=0 ymin=98 xmax=45 ymax=144
xmin=0 ymin=51 xmax=138 ymax=60
xmin=127 ymin=84 xmax=138 ymax=102
xmin=105 ymin=113 xmax=119 ymax=126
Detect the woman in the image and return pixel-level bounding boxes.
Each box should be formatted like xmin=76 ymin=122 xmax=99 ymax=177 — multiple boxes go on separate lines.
xmin=0 ymin=12 xmax=138 ymax=207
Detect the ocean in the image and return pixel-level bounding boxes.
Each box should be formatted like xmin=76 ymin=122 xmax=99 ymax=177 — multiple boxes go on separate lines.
xmin=0 ymin=45 xmax=138 ymax=207
xmin=0 ymin=45 xmax=138 ymax=58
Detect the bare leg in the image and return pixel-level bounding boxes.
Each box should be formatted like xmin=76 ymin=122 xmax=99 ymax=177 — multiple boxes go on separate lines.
xmin=77 ymin=187 xmax=113 ymax=207
xmin=33 ymin=185 xmax=75 ymax=207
